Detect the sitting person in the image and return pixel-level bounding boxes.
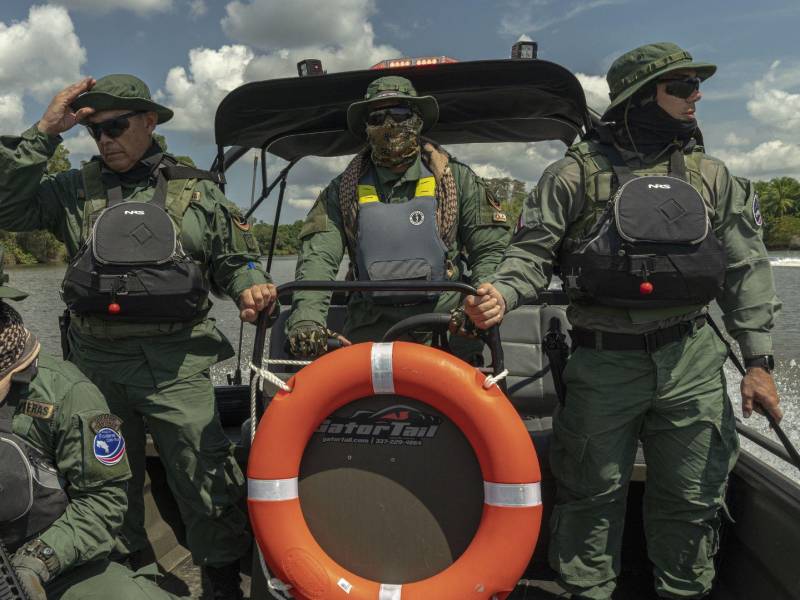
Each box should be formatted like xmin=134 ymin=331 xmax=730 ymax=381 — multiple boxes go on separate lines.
xmin=0 ymin=248 xmax=182 ymax=599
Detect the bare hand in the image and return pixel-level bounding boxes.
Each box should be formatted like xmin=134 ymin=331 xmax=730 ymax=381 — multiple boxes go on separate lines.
xmin=464 ymin=283 xmax=506 ymax=330
xmin=37 ymin=77 xmax=97 ymax=136
xmin=238 ymin=283 xmax=278 ymax=323
xmin=741 ymin=367 xmax=782 ymax=423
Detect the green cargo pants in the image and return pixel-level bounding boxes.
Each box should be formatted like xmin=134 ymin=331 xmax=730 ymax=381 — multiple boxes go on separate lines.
xmin=548 ymin=323 xmax=739 ymax=600
xmin=72 ymin=364 xmax=251 ymax=567
xmin=47 ymin=560 xmax=181 ymax=599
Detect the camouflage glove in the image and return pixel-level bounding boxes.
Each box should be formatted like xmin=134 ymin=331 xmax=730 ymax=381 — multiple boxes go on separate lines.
xmin=10 ymin=552 xmax=50 ymax=600
xmin=287 ymin=321 xmax=330 ymax=358
xmin=448 ymin=307 xmax=478 ymax=338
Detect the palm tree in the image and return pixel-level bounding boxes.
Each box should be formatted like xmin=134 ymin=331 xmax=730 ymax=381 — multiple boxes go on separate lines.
xmin=761 ymin=177 xmax=800 ymax=219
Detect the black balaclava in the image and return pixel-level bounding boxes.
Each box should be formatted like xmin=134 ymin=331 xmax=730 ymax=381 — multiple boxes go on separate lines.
xmin=614 ymin=87 xmax=698 ymax=158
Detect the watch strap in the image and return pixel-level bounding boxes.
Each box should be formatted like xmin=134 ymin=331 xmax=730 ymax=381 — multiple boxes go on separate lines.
xmin=744 ymin=355 xmax=774 ymax=372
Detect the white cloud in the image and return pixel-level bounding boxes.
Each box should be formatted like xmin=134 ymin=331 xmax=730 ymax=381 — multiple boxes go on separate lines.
xmin=222 ymin=0 xmax=376 ymax=50
xmin=188 ymin=0 xmax=207 ymax=18
xmin=288 ymin=198 xmax=316 ymax=211
xmin=0 ymin=5 xmax=86 ymax=104
xmin=500 ymin=0 xmax=629 ymax=37
xmin=742 ymin=60 xmax=800 ymax=134
xmin=52 ymin=0 xmax=173 ymax=15
xmin=157 ymin=1 xmax=399 ymax=136
xmin=452 ymin=141 xmax=568 ymax=189
xmin=0 ymin=95 xmax=25 ymax=133
xmin=62 ymin=129 xmax=98 ymax=162
xmin=157 ymin=44 xmax=255 ymax=132
xmin=724 ymin=132 xmax=750 ymax=147
xmin=716 ymin=140 xmax=800 ymax=179
xmin=575 ymin=73 xmax=609 ymax=115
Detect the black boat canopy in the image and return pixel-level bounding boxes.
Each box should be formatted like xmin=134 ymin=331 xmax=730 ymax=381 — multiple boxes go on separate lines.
xmin=214 ymin=59 xmax=590 ymax=163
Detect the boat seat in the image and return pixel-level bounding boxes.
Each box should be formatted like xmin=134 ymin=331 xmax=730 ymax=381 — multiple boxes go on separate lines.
xmin=266 ymin=303 xmax=568 ymax=418
xmin=485 ymin=303 xmax=569 ymax=419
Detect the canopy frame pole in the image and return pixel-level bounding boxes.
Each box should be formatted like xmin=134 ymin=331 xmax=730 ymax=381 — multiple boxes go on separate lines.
xmin=265 ymin=158 xmax=300 ymax=272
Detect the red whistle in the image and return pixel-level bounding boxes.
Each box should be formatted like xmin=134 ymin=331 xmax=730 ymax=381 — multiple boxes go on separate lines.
xmin=108 ymin=302 xmax=121 ymax=314
xmin=639 ymin=281 xmax=654 ymax=295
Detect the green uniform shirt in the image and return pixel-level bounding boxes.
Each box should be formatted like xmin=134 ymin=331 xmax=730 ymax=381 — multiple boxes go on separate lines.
xmin=287 ymin=154 xmax=511 ymax=338
xmin=10 ymin=354 xmax=131 ymax=576
xmin=0 ymin=126 xmax=270 ymax=386
xmin=491 ymin=141 xmax=780 ymax=358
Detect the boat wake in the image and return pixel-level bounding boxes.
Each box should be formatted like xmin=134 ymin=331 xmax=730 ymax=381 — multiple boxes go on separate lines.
xmin=725 ymin=361 xmax=800 ymax=484
xmin=769 ymin=257 xmax=800 ymax=268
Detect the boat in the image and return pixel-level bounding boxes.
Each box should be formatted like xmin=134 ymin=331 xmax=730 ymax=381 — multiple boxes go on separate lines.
xmin=141 ymin=52 xmax=800 ymax=600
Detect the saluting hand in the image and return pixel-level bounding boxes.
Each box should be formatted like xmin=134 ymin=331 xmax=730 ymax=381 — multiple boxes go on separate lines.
xmin=464 ymin=283 xmax=506 ymax=330
xmin=238 ymin=283 xmax=278 ymax=323
xmin=37 ymin=77 xmax=97 ymax=136
xmin=741 ymin=367 xmax=783 ymax=423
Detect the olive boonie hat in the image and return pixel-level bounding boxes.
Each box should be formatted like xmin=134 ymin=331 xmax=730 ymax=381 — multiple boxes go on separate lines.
xmin=0 ymin=247 xmax=28 ymax=301
xmin=71 ymin=74 xmax=174 ymax=124
xmin=347 ymin=75 xmax=439 ymax=138
xmin=603 ymin=42 xmax=716 ymax=120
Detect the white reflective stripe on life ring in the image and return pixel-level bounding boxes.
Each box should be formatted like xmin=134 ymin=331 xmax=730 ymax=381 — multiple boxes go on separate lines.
xmin=248 ymin=477 xmax=299 ymax=501
xmin=378 ymin=583 xmax=402 ymax=600
xmin=371 ymin=343 xmax=395 ymax=394
xmin=483 ymin=482 xmax=542 ymax=507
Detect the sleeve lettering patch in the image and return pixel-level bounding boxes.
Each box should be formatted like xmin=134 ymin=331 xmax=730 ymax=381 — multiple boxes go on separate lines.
xmin=752 ymin=193 xmax=763 ymax=227
xmin=93 ymin=428 xmax=126 ymax=466
xmin=20 ymin=400 xmax=54 ymax=420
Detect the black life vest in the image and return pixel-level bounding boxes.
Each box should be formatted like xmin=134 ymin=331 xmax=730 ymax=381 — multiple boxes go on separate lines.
xmin=61 ymin=159 xmax=220 ymax=321
xmin=559 ymin=148 xmax=726 ymax=308
xmin=0 ymin=363 xmax=68 ymax=553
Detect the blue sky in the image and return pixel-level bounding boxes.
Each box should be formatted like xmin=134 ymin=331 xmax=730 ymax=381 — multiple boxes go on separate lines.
xmin=4 ymin=0 xmax=800 ymax=223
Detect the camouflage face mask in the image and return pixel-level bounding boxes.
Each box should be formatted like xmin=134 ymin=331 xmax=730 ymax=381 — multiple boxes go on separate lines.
xmin=366 ymin=113 xmax=423 ymax=168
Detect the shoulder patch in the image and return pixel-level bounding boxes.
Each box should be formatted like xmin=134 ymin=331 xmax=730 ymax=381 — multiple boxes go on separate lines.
xmin=492 ymin=211 xmax=508 ymax=223
xmin=93 ymin=427 xmax=126 ymax=466
xmin=753 ymin=192 xmax=763 ymax=227
xmin=233 ymin=217 xmax=251 ymax=232
xmin=90 ymin=413 xmax=123 ymax=434
xmin=20 ymin=400 xmax=55 ymax=421
xmin=486 ymin=187 xmax=503 ymax=212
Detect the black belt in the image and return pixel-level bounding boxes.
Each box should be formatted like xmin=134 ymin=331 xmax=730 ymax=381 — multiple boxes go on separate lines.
xmin=571 ymin=316 xmax=706 ymax=353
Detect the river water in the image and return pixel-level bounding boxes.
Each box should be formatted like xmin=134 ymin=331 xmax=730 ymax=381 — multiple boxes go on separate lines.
xmin=8 ymin=253 xmax=800 ymax=483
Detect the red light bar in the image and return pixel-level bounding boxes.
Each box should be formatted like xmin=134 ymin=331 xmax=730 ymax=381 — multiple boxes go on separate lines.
xmin=370 ymin=56 xmax=458 ymax=70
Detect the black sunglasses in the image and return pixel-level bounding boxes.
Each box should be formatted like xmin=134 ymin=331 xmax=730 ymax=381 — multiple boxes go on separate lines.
xmin=366 ymin=106 xmax=415 ymax=126
xmin=660 ymin=76 xmax=701 ymax=99
xmin=84 ymin=111 xmax=143 ymax=141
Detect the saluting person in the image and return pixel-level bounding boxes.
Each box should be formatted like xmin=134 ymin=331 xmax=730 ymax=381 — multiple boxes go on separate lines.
xmin=0 ymin=75 xmax=277 ymax=599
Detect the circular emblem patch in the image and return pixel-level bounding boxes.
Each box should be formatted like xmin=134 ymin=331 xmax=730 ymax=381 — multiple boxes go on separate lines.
xmin=409 ymin=210 xmax=424 ymax=226
xmin=93 ymin=427 xmax=126 ymax=466
xmin=753 ymin=193 xmax=763 ymax=227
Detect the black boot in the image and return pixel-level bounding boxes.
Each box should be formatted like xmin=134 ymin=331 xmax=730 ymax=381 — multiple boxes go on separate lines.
xmin=203 ymin=562 xmax=243 ymax=600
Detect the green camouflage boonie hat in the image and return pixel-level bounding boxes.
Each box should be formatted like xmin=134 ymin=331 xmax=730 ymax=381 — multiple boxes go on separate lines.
xmin=71 ymin=74 xmax=173 ymax=124
xmin=347 ymin=75 xmax=439 ymax=138
xmin=603 ymin=42 xmax=716 ymax=120
xmin=0 ymin=247 xmax=28 ymax=301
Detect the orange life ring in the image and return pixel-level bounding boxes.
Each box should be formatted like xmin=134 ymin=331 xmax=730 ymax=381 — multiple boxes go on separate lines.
xmin=248 ymin=341 xmax=542 ymax=600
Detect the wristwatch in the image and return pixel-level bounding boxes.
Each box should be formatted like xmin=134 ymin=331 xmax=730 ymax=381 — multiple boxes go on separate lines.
xmin=16 ymin=539 xmax=60 ymax=581
xmin=744 ymin=355 xmax=774 ymax=373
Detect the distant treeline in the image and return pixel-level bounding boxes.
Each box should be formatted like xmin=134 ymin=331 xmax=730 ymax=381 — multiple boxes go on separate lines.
xmin=3 ymin=149 xmax=800 ymax=264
